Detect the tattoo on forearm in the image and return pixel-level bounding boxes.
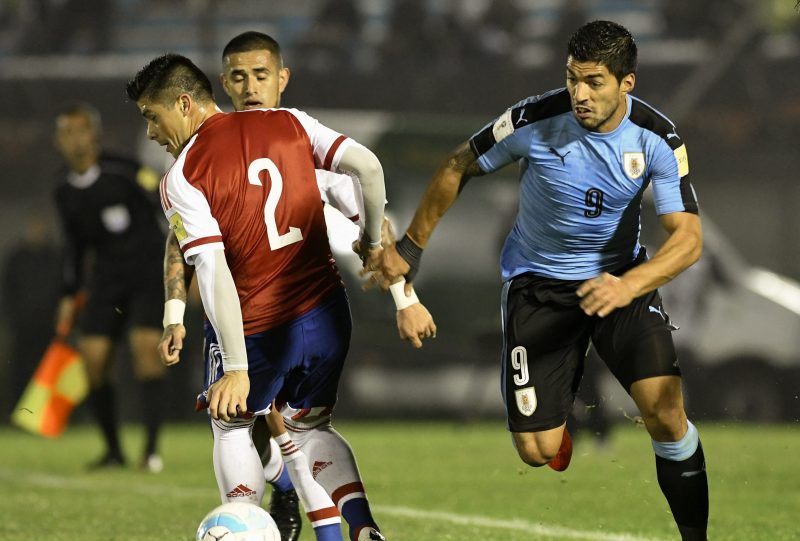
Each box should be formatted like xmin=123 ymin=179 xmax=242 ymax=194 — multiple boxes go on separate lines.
xmin=447 ymin=144 xmax=485 ymax=191
xmin=164 ymin=234 xmax=187 ymax=302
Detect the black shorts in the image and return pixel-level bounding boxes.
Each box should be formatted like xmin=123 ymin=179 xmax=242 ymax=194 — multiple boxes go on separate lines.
xmin=500 ymin=271 xmax=680 ymax=433
xmin=80 ymin=263 xmax=163 ymax=337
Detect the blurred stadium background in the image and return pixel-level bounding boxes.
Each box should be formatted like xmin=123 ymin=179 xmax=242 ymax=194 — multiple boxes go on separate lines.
xmin=1 ymin=0 xmax=799 ymax=431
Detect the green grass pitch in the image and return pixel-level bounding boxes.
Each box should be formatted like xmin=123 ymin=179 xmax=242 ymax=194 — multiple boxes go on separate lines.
xmin=0 ymin=421 xmax=797 ymax=540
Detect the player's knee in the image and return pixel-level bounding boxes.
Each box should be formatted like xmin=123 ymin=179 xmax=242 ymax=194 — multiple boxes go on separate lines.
xmin=642 ymin=406 xmax=686 ymax=440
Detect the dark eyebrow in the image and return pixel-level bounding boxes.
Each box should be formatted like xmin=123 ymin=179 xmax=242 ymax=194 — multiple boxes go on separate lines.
xmin=230 ymin=67 xmax=270 ymax=75
xmin=566 ymin=69 xmax=605 ymax=80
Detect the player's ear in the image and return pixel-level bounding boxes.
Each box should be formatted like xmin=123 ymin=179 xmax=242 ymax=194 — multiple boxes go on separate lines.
xmin=278 ymin=67 xmax=290 ymax=94
xmin=219 ymin=73 xmax=229 ymax=94
xmin=620 ymin=72 xmax=635 ymax=94
xmin=178 ymin=94 xmax=192 ymax=116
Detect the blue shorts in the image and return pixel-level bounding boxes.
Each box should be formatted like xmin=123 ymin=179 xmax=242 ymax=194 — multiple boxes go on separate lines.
xmin=200 ymin=288 xmax=352 ymax=416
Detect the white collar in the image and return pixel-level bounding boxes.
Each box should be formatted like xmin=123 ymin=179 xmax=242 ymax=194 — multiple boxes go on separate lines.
xmin=67 ymin=164 xmax=101 ymax=189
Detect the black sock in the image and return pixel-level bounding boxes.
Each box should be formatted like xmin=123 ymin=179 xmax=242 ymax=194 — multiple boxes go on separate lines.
xmin=88 ymin=383 xmax=122 ymax=458
xmin=140 ymin=378 xmax=164 ymax=456
xmin=655 ymin=441 xmax=709 ymax=540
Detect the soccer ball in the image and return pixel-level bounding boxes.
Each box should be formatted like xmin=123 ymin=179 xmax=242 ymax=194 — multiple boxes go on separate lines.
xmin=196 ymin=502 xmax=280 ymax=541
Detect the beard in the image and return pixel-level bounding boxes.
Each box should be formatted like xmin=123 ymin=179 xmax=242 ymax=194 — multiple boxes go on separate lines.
xmin=574 ymin=101 xmax=621 ymax=132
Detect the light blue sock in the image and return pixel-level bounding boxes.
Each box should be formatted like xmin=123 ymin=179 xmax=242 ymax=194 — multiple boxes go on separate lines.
xmin=652 ymin=420 xmax=699 ymax=462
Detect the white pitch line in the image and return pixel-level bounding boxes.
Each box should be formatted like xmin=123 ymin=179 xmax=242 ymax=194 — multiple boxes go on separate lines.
xmin=0 ymin=469 xmax=667 ymax=541
xmin=373 ymin=505 xmax=668 ymax=541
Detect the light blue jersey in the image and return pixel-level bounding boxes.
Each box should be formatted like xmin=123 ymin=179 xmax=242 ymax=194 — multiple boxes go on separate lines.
xmin=470 ymin=88 xmax=697 ymax=281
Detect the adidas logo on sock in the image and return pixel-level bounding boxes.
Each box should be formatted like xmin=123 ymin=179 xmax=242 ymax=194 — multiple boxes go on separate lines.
xmin=312 ymin=460 xmax=333 ymax=479
xmin=226 ymin=484 xmax=256 ymax=498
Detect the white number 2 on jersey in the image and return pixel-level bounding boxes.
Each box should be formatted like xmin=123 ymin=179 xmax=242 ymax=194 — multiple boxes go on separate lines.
xmin=247 ymin=158 xmax=303 ymax=250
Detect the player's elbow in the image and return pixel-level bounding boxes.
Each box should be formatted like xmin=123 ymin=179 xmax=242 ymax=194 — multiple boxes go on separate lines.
xmin=685 ymin=229 xmax=703 ymax=267
xmin=361 ymin=158 xmax=384 ymax=186
xmin=343 ymin=144 xmax=383 ymax=184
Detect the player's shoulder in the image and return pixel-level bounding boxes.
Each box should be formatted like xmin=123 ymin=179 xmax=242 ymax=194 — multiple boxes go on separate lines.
xmin=226 ymin=108 xmax=311 ymax=133
xmin=511 ymin=88 xmax=572 ymax=127
xmin=233 ymin=107 xmax=307 ymax=120
xmin=276 ymin=107 xmax=318 ymax=130
xmin=471 ymin=89 xmax=571 ymax=156
xmin=627 ymin=95 xmax=683 ymax=149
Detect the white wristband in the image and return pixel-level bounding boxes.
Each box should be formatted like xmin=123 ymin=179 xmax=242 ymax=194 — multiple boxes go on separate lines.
xmin=163 ymin=299 xmax=186 ymax=328
xmin=390 ymin=279 xmax=420 ymax=311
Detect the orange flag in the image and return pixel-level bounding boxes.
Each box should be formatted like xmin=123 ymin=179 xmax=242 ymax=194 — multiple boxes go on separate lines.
xmin=11 ymin=339 xmax=88 ymax=438
xmin=12 ymin=293 xmax=88 ymax=438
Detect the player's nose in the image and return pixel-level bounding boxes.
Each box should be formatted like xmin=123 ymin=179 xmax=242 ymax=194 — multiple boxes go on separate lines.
xmin=573 ymin=82 xmax=590 ymax=102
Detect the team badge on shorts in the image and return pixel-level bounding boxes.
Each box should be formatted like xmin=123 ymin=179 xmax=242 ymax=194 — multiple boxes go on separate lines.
xmin=515 ymin=387 xmax=537 ymax=416
xmin=623 ymin=152 xmax=646 ymax=180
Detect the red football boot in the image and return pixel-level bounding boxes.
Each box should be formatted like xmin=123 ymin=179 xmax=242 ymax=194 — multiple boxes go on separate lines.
xmin=548 ymin=428 xmax=573 ymax=472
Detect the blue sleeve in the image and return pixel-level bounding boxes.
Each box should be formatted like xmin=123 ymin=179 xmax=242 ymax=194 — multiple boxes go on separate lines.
xmin=476 ymin=126 xmax=531 ymax=174
xmin=649 ymin=136 xmax=696 ymax=215
xmin=469 ymin=96 xmax=541 ymax=174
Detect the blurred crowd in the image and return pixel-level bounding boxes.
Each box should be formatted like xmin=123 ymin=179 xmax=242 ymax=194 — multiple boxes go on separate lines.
xmin=1 ymin=0 xmax=796 ymax=62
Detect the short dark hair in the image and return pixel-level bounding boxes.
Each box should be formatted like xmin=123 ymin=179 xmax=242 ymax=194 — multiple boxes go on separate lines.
xmin=126 ymin=53 xmax=214 ymax=104
xmin=56 ymin=102 xmax=102 ymax=134
xmin=567 ymin=20 xmax=637 ymax=82
xmin=222 ymin=31 xmax=283 ymax=66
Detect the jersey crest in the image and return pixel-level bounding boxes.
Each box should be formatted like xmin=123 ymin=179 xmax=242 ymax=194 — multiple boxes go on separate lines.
xmin=515 ymin=387 xmax=537 ymax=416
xmin=623 ymin=151 xmax=646 ymax=180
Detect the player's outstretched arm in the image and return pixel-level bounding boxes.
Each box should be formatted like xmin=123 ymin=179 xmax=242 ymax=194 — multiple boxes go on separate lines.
xmin=577 ymin=212 xmax=702 ymax=317
xmin=355 ymin=217 xmax=438 ymax=347
xmin=337 ymin=143 xmax=386 ymax=254
xmin=376 ymin=141 xmax=484 ymax=287
xmin=159 ymin=230 xmax=193 ymax=365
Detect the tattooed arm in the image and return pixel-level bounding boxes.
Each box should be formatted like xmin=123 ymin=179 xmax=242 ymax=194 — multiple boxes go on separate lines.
xmin=159 ymin=230 xmax=193 ymax=365
xmin=164 ymin=230 xmax=193 ymax=302
xmin=404 ymin=141 xmax=485 ymax=248
xmin=374 ymin=141 xmax=485 ymax=285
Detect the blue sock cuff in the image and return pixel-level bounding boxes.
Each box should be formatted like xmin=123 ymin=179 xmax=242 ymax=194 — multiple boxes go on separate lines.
xmin=271 ymin=465 xmax=294 ymax=493
xmin=652 ymin=420 xmax=699 ymax=462
xmin=313 ymin=523 xmax=343 ymax=541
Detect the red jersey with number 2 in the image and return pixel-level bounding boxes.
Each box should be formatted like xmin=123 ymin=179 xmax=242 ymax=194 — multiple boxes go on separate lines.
xmin=161 ymin=108 xmax=351 ymax=334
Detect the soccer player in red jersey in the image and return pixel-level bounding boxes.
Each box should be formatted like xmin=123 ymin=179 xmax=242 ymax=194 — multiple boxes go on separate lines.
xmin=127 ymin=53 xmax=391 ymax=541
xmin=154 ymin=33 xmax=433 ymax=541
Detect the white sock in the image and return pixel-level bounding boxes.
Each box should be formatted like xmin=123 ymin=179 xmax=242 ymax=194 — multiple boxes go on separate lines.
xmin=262 ymin=437 xmax=285 ymax=484
xmin=289 ymin=421 xmax=368 ymax=510
xmin=274 ymin=432 xmax=342 ymax=531
xmin=211 ymin=417 xmax=265 ymax=504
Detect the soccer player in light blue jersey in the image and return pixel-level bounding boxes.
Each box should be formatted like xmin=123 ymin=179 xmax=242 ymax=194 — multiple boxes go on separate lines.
xmin=374 ymin=20 xmax=708 ymax=541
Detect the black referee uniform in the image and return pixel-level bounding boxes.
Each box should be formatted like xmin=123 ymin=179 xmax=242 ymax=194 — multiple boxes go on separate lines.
xmin=54 ymin=152 xmax=165 ymax=467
